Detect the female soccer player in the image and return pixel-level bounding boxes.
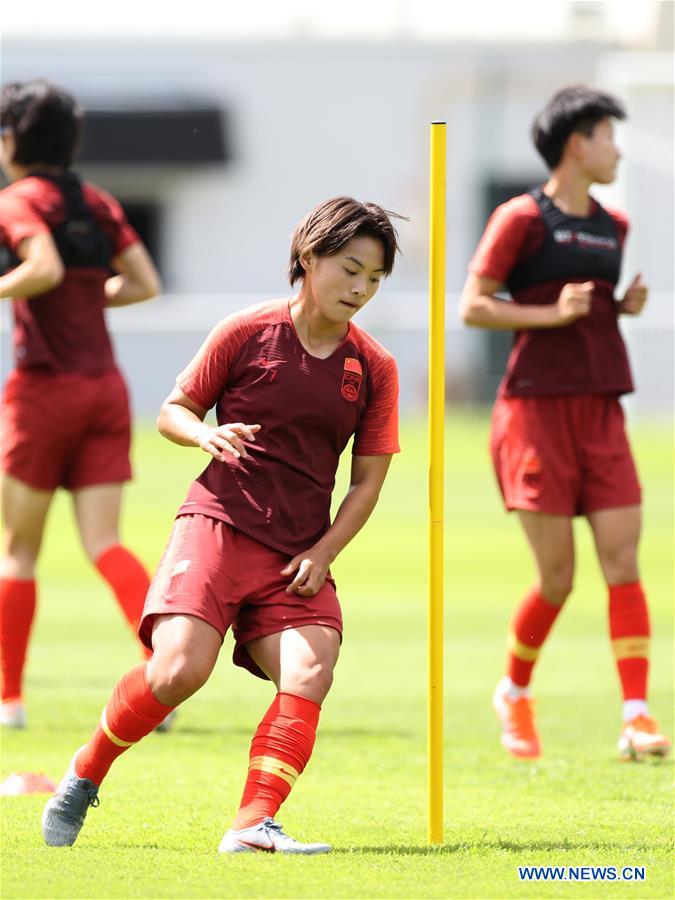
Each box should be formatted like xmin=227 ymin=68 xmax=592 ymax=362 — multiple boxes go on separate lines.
xmin=460 ymin=85 xmax=670 ymax=762
xmin=0 ymin=80 xmax=161 ymax=728
xmin=43 ymin=196 xmax=401 ymax=853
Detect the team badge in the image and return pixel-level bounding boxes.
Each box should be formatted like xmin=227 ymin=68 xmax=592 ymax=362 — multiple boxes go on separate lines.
xmin=341 ymin=357 xmax=363 ymax=401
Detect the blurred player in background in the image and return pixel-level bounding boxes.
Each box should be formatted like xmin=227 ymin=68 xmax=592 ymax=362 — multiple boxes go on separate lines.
xmin=43 ymin=196 xmax=402 ymax=853
xmin=460 ymin=85 xmax=670 ymax=762
xmin=0 ymin=80 xmax=161 ymax=728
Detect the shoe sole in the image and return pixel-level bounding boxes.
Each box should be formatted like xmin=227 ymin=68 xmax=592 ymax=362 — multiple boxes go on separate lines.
xmin=500 ymin=734 xmax=541 ymax=759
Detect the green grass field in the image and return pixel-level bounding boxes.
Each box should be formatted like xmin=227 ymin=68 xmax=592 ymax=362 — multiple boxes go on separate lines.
xmin=1 ymin=413 xmax=672 ymax=899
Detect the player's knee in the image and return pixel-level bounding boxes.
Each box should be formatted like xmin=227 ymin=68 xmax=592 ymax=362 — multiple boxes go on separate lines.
xmin=285 ymin=660 xmax=335 ymax=703
xmin=0 ymin=536 xmax=40 ymax=578
xmin=601 ymin=546 xmax=639 ymax=585
xmin=83 ymin=535 xmax=118 ymax=565
xmin=541 ymin=573 xmax=573 ymax=606
xmin=147 ymin=654 xmax=210 ymax=705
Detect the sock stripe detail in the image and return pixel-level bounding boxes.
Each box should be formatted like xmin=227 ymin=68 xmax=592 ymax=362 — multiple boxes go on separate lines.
xmin=100 ymin=708 xmax=135 ymax=748
xmin=248 ymin=755 xmax=299 ymax=787
xmin=612 ymin=636 xmax=649 ymax=661
xmin=507 ymin=633 xmax=540 ymax=662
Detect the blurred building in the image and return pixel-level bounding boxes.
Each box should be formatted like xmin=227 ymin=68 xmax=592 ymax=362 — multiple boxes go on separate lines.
xmin=1 ymin=1 xmax=673 ymax=414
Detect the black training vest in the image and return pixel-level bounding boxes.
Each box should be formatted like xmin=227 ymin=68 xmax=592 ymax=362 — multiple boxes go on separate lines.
xmin=1 ymin=172 xmax=113 ymax=272
xmin=506 ymin=187 xmax=622 ymax=295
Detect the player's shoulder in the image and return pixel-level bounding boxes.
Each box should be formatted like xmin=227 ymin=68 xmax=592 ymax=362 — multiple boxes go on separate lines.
xmin=491 ymin=192 xmax=542 ymax=225
xmin=1 ymin=175 xmax=61 ymax=210
xmin=209 ymin=298 xmax=289 ymax=346
xmin=601 ymin=203 xmax=630 ymax=235
xmin=225 ymin=297 xmax=288 ymax=328
xmin=82 ymin=180 xmax=114 ymax=205
xmin=81 ymin=180 xmax=125 ymax=215
xmin=348 ymin=321 xmax=398 ymax=372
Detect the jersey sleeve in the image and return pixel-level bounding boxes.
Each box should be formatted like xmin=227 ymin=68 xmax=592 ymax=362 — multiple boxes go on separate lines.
xmin=469 ymin=194 xmax=541 ymax=284
xmin=176 ymin=312 xmax=259 ymax=411
xmin=606 ymin=207 xmax=630 ymax=247
xmin=0 ymin=191 xmax=50 ymax=253
xmin=353 ymin=352 xmax=400 ymax=456
xmin=86 ymin=186 xmax=140 ymax=256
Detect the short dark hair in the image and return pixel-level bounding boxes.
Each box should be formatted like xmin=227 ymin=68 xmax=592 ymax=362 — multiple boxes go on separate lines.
xmin=531 ymin=85 xmax=626 ymax=170
xmin=288 ymin=197 xmax=404 ymax=286
xmin=0 ymin=79 xmax=83 ymax=168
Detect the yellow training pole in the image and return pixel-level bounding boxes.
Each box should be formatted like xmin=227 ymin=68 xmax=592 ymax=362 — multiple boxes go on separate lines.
xmin=428 ymin=121 xmax=446 ymax=845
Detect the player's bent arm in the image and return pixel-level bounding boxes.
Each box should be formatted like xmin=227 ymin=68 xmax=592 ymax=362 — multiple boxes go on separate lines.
xmin=0 ymin=232 xmax=64 ymax=299
xmin=460 ymin=273 xmax=575 ymax=330
xmin=283 ymin=454 xmax=393 ymax=596
xmin=157 ymin=386 xmax=260 ymax=460
xmin=105 ymin=242 xmax=162 ymax=306
xmin=315 ymin=454 xmax=392 ymax=563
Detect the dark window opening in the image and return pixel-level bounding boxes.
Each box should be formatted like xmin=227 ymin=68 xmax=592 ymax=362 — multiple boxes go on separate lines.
xmin=118 ymin=200 xmax=162 ymax=273
xmin=80 ymin=106 xmax=228 ymax=165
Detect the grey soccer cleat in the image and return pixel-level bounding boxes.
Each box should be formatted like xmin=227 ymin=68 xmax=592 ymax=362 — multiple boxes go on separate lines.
xmin=42 ymin=749 xmax=99 ymax=847
xmin=218 ymin=817 xmax=331 ymax=854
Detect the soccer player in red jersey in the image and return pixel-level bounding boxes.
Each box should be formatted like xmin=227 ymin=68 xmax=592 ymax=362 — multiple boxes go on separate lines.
xmin=460 ymin=85 xmax=670 ymax=762
xmin=0 ymin=81 xmax=161 ymax=728
xmin=42 ymin=196 xmax=402 ymax=852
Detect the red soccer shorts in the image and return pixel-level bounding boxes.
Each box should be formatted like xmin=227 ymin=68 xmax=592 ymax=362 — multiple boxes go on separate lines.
xmin=1 ymin=368 xmax=132 ymax=492
xmin=139 ymin=514 xmax=343 ymax=680
xmin=490 ymin=393 xmax=641 ymax=517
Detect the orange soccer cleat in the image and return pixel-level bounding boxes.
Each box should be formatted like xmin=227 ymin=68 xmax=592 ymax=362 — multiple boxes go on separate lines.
xmin=618 ymin=715 xmax=671 ymax=761
xmin=493 ymin=680 xmax=541 ymax=759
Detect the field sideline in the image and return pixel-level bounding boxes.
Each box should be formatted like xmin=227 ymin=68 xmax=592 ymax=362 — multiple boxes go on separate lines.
xmin=1 ymin=412 xmax=672 ymax=899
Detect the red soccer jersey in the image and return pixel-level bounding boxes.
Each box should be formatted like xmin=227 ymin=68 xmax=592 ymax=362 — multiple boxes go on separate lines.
xmin=0 ymin=175 xmax=139 ymax=374
xmin=469 ymin=191 xmax=633 ymax=397
xmin=176 ymin=298 xmax=400 ymax=556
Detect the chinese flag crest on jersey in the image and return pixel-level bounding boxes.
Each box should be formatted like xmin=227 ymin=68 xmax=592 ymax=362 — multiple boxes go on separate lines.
xmin=341 ymin=357 xmax=363 ymax=401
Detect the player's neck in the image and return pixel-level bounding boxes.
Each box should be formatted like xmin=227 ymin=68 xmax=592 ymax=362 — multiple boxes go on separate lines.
xmin=7 ymin=162 xmax=66 ymax=182
xmin=290 ymin=294 xmax=348 ymax=358
xmin=543 ymin=170 xmax=593 ymax=217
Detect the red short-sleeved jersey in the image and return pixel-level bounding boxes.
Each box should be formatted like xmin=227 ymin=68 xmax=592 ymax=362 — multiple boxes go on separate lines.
xmin=176 ymin=298 xmax=400 ymax=556
xmin=469 ymin=191 xmax=633 ymax=397
xmin=0 ymin=174 xmax=139 ymax=374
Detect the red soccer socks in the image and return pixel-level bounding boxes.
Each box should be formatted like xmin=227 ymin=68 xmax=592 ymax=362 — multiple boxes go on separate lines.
xmin=95 ymin=545 xmax=151 ymax=659
xmin=0 ymin=578 xmax=37 ymax=702
xmin=232 ymin=692 xmax=321 ymax=830
xmin=75 ymin=664 xmax=174 ymax=786
xmin=609 ymin=581 xmax=650 ymax=703
xmin=506 ymin=588 xmax=563 ymax=688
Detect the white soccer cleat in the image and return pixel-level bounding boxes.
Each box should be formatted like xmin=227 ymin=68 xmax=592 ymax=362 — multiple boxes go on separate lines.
xmin=0 ymin=698 xmax=26 ymax=728
xmin=154 ymin=709 xmax=177 ymax=733
xmin=618 ymin=715 xmax=671 ymax=761
xmin=218 ymin=817 xmax=331 ymax=854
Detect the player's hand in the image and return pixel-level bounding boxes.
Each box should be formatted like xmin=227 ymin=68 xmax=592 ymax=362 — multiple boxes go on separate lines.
xmin=281 ymin=545 xmax=333 ymax=597
xmin=193 ymin=422 xmax=260 ymax=461
xmin=555 ymin=281 xmax=594 ymax=325
xmin=618 ymin=273 xmax=648 ymax=316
